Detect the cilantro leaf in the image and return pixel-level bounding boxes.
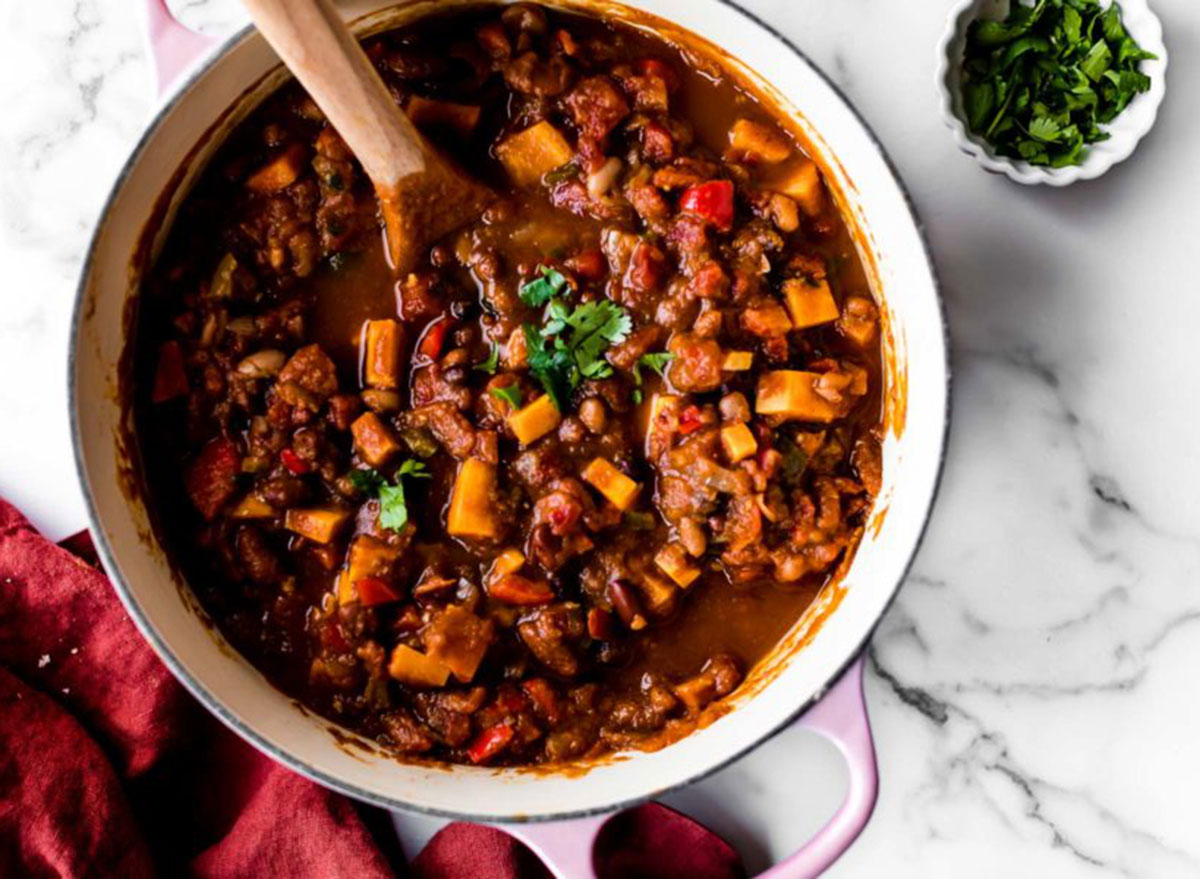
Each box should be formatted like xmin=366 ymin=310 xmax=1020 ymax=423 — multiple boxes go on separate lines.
xmin=1028 ymin=115 xmax=1062 ymax=142
xmin=378 ymin=483 xmax=410 ymax=531
xmin=1080 ymin=39 xmax=1112 ymax=81
xmin=525 ymin=324 xmax=574 ymax=411
xmin=353 ymin=460 xmax=428 ymax=532
xmin=489 ymin=384 xmax=523 ymax=409
xmin=396 ymin=459 xmax=430 ymax=480
xmin=638 ymin=352 xmax=674 ymax=378
xmin=474 ymin=346 xmax=500 ymax=375
xmin=349 ymin=468 xmax=386 ymax=493
xmin=630 ymin=352 xmax=674 ymax=404
xmin=519 ymin=266 xmax=569 ymax=307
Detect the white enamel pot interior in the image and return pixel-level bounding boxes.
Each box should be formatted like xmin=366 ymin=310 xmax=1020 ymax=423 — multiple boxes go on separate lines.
xmin=70 ymin=0 xmax=948 ymax=821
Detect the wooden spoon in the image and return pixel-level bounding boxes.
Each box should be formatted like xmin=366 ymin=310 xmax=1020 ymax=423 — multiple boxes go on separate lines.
xmin=241 ymin=0 xmax=493 ymax=273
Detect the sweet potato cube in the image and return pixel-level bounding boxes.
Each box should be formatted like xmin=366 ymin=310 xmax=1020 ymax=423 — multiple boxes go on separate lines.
xmin=447 ymin=459 xmax=499 ymax=539
xmin=720 ymin=423 xmax=759 ymax=464
xmin=424 ymin=604 xmax=493 ymax=682
xmin=729 ymin=118 xmax=792 ymax=163
xmin=637 ymin=572 xmax=679 ymax=617
xmin=388 ymin=644 xmax=451 ymax=688
xmin=338 ymin=535 xmax=401 ymax=604
xmin=245 ymin=143 xmax=307 ymax=192
xmin=773 ymin=158 xmax=824 ymax=216
xmin=674 ymin=673 xmax=717 ymax=714
xmin=406 ymin=96 xmax=481 ymax=136
xmin=740 ymin=302 xmax=794 ymax=338
xmin=230 ymin=494 xmax=275 ymax=519
xmin=755 ymin=371 xmax=837 ymax=423
xmin=363 ymin=320 xmax=403 ymax=389
xmin=284 ymin=507 xmax=350 ymax=544
xmin=783 ymin=278 xmax=839 ymax=329
xmin=721 ymin=351 xmax=754 ymax=372
xmin=496 ymin=121 xmax=574 ymax=187
xmin=583 ymin=458 xmax=640 ymax=511
xmin=488 ymin=548 xmax=526 ymax=583
xmin=507 ymin=394 xmax=561 ymax=445
xmin=351 ymin=412 xmax=401 ymax=468
xmin=655 ymin=544 xmax=701 ymax=589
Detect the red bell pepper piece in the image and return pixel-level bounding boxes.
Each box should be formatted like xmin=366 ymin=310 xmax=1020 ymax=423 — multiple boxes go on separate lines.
xmin=467 ymin=722 xmax=514 ymax=764
xmin=677 ymin=404 xmax=704 ymax=436
xmin=280 ymin=448 xmax=311 ymax=475
xmin=151 ymin=340 xmax=189 ymax=403
xmin=184 ymin=437 xmax=240 ymax=520
xmin=418 ymin=316 xmax=452 ymax=362
xmin=521 ymin=678 xmax=563 ymax=726
xmin=635 ymin=57 xmax=680 ymax=92
xmin=488 ymin=574 xmax=555 ymax=606
xmin=679 ymin=180 xmax=734 ymax=232
xmin=354 ymin=577 xmax=401 ymax=607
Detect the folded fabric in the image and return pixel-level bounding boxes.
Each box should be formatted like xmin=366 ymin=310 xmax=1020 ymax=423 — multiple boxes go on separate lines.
xmin=0 ymin=497 xmax=745 ymax=878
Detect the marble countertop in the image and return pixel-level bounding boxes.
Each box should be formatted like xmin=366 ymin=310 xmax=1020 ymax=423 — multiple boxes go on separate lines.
xmin=2 ymin=0 xmax=1198 ymax=874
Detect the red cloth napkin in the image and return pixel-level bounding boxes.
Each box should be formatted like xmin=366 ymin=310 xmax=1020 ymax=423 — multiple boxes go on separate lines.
xmin=0 ymin=497 xmax=745 ymax=878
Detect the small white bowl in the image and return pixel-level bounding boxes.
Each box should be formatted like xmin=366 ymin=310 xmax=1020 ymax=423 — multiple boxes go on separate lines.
xmin=937 ymin=0 xmax=1168 ymax=185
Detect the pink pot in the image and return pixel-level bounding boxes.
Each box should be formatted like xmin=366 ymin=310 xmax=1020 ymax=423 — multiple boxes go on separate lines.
xmin=72 ymin=2 xmax=949 ymax=874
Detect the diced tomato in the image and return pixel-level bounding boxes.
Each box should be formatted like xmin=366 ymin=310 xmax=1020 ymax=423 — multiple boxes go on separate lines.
xmin=679 ymin=180 xmax=735 ymax=232
xmin=417 ymin=316 xmax=452 ymax=362
xmin=521 ymin=678 xmax=563 ymax=725
xmin=677 ymin=404 xmax=704 ymax=436
xmin=151 ymin=340 xmax=189 ymax=403
xmin=488 ymin=574 xmax=555 ymax=606
xmin=280 ymin=448 xmax=311 ymax=475
xmin=467 ymin=722 xmax=514 ymax=764
xmin=354 ymin=577 xmax=401 ymax=607
xmin=184 ymin=437 xmax=240 ymax=520
xmin=636 ymin=57 xmax=680 ymax=92
xmin=565 ymin=248 xmax=606 ymax=282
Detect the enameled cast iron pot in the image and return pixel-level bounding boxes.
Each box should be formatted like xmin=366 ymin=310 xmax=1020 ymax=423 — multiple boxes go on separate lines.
xmin=70 ymin=1 xmax=949 ymax=874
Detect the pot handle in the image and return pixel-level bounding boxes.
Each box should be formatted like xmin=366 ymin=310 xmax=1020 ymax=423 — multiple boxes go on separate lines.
xmin=142 ymin=0 xmax=218 ymax=96
xmin=499 ymin=654 xmax=877 ymax=879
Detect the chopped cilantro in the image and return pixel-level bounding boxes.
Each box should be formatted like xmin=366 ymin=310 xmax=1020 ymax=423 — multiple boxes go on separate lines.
xmin=960 ymin=0 xmax=1155 ymax=167
xmin=489 ymin=383 xmax=523 ymax=409
xmin=350 ymin=461 xmax=429 ymax=532
xmin=396 ymin=459 xmax=431 ymax=480
xmin=631 ymin=351 xmax=675 ymax=403
xmin=474 ymin=346 xmax=500 ymax=375
xmin=524 ymin=298 xmax=632 ymax=412
xmin=519 ymin=266 xmax=569 ymax=307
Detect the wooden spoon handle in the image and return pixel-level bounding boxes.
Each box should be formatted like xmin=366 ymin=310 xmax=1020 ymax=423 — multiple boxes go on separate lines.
xmin=240 ymin=0 xmax=426 ymax=188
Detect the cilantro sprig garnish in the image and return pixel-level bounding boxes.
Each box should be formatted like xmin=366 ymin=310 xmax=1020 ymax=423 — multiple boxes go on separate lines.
xmin=350 ymin=460 xmax=430 ymax=532
xmin=519 ymin=269 xmax=632 ymax=412
xmin=474 ymin=345 xmax=500 ymax=375
xmin=631 ymin=352 xmax=674 ymax=404
xmin=961 ymin=0 xmax=1155 ymax=167
xmin=489 ymin=383 xmax=523 ymax=409
xmin=519 ymin=266 xmax=570 ymax=307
